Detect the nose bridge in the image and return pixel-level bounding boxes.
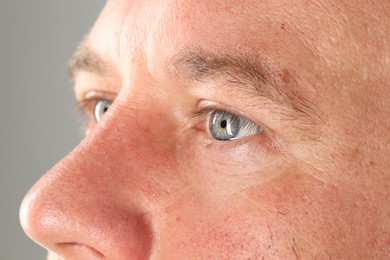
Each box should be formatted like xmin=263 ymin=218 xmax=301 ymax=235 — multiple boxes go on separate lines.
xmin=86 ymin=101 xmax=179 ymax=208
xmin=20 ymin=101 xmax=177 ymax=259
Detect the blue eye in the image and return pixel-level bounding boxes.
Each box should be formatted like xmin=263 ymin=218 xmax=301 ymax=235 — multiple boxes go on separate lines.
xmin=208 ymin=110 xmax=262 ymax=141
xmin=94 ymin=100 xmax=112 ymax=122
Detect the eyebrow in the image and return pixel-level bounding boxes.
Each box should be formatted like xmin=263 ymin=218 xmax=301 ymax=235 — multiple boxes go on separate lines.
xmin=68 ymin=43 xmax=107 ymax=83
xmin=68 ymin=44 xmax=322 ymax=130
xmin=171 ymin=48 xmax=321 ymax=124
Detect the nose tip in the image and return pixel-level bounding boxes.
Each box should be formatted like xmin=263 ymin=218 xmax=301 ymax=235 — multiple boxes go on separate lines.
xmin=19 ymin=178 xmax=55 ymax=248
xmin=19 ymin=165 xmax=154 ymax=260
xmin=19 ymin=179 xmax=104 ymax=259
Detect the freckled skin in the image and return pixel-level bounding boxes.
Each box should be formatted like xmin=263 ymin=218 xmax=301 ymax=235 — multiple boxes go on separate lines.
xmin=20 ymin=0 xmax=389 ymax=259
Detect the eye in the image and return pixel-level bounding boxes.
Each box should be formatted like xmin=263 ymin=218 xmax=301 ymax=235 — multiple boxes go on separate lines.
xmin=94 ymin=99 xmax=112 ymax=122
xmin=208 ymin=110 xmax=262 ymax=141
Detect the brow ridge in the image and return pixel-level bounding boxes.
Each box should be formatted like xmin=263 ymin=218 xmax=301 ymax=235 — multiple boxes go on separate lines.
xmin=173 ymin=48 xmax=306 ymax=111
xmin=172 ymin=48 xmax=324 ymax=137
xmin=68 ymin=44 xmax=107 ymax=83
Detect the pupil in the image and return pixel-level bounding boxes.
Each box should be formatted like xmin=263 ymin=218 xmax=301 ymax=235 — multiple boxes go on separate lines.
xmin=103 ymin=107 xmax=108 ymax=113
xmin=220 ymin=120 xmax=227 ymax=128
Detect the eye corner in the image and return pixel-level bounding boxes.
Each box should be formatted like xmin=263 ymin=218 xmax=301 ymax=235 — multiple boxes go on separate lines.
xmin=74 ymin=92 xmax=115 ymax=134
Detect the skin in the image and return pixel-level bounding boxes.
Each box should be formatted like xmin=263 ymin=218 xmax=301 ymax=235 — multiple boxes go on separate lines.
xmin=20 ymin=0 xmax=390 ymax=259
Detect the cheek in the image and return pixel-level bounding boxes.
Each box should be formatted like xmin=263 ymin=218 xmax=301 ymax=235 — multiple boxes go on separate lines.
xmin=242 ymin=167 xmax=379 ymax=258
xmin=157 ymin=192 xmax=286 ymax=259
xmin=176 ymin=129 xmax=292 ymax=196
xmin=155 ymin=133 xmax=301 ymax=258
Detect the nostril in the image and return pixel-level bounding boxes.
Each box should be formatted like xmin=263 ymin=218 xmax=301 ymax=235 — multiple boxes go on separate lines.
xmin=56 ymin=242 xmax=105 ymax=258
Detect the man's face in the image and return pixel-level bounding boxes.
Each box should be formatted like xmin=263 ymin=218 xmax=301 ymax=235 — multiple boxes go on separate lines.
xmin=20 ymin=0 xmax=389 ymax=259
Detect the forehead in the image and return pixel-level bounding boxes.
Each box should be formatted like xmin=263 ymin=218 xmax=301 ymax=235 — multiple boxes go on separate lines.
xmin=85 ymin=0 xmax=388 ymax=93
xmin=88 ymin=0 xmax=345 ymax=62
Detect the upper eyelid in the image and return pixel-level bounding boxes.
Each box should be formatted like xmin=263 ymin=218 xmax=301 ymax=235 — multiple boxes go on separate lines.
xmin=82 ymin=90 xmax=117 ymax=102
xmin=77 ymin=96 xmax=102 ymax=112
xmin=204 ymin=109 xmax=257 ymax=127
xmin=76 ymin=98 xmax=96 ymax=114
xmin=76 ymin=94 xmax=115 ymax=116
xmin=192 ymin=104 xmax=261 ymax=127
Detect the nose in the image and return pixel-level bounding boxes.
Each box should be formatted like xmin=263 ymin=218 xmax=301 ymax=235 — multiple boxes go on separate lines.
xmin=19 ymin=105 xmax=167 ymax=259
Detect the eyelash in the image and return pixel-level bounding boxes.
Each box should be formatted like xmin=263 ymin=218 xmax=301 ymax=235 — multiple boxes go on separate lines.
xmin=76 ymin=97 xmax=105 ymax=130
xmin=77 ymin=97 xmax=263 ymax=141
xmin=76 ymin=90 xmax=117 ymax=117
xmin=191 ymin=105 xmax=263 ymax=140
xmin=77 ymin=98 xmax=99 ymax=117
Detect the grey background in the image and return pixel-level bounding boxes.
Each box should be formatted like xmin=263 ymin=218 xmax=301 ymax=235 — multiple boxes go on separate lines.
xmin=0 ymin=1 xmax=105 ymax=259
